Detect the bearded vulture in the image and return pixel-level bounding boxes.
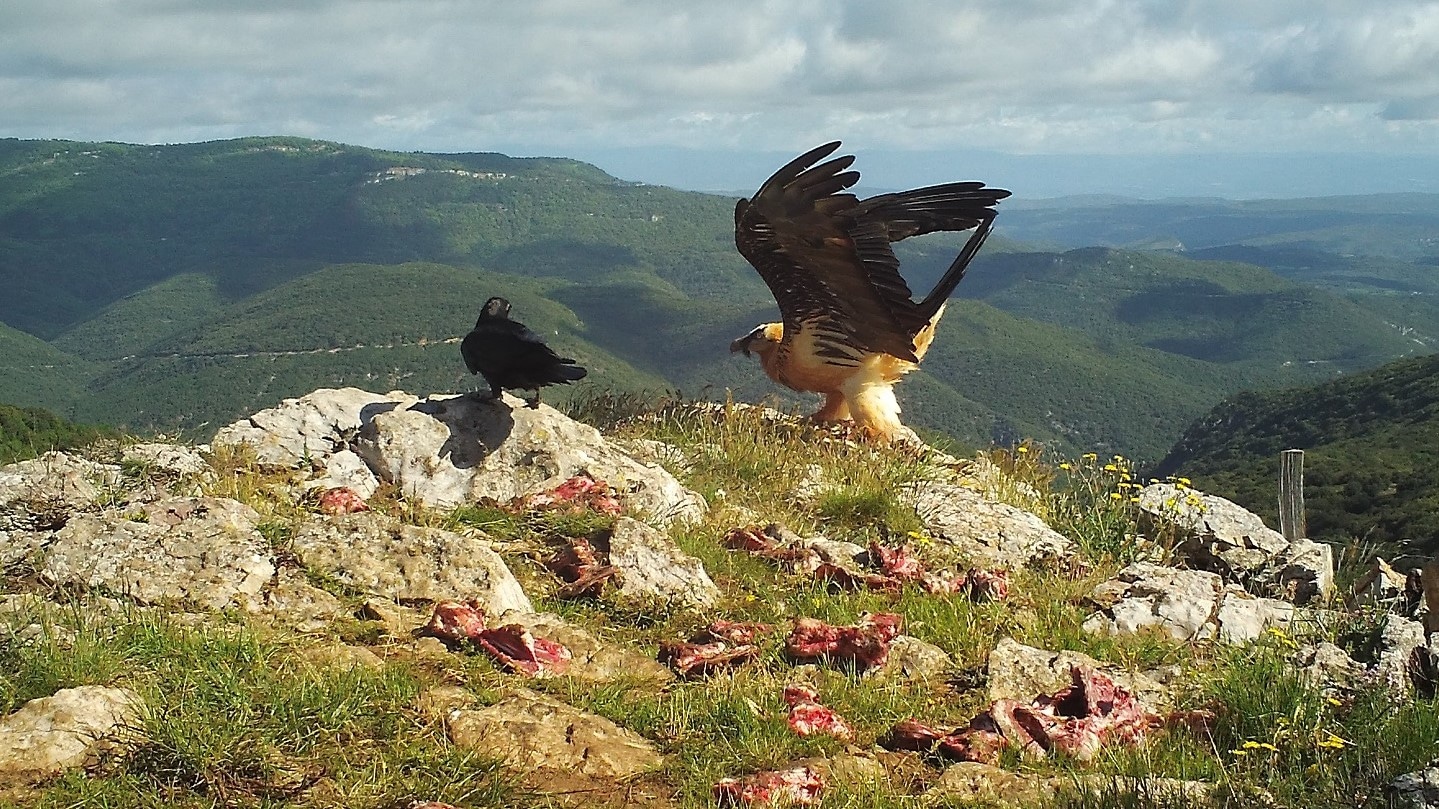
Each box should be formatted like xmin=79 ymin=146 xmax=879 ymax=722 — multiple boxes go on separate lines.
xmin=730 ymin=141 xmax=1009 ymax=441
xmin=461 ymin=297 xmax=587 ymax=407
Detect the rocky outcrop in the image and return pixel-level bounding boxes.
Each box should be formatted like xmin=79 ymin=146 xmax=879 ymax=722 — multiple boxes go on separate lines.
xmin=446 ymin=688 xmax=663 ymax=778
xmin=606 ymin=517 xmax=720 ymax=609
xmin=1137 ymin=483 xmax=1333 ymax=604
xmin=0 ymin=452 xmax=123 ymax=532
xmin=1083 ymin=562 xmax=1294 ymax=644
xmin=40 ymin=497 xmax=274 ymax=611
xmin=1392 ymin=761 xmax=1439 ymax=809
xmin=0 ymin=686 xmax=141 ymax=785
xmin=908 ymin=482 xmax=1071 ymax=569
xmin=288 ymin=512 xmax=532 ymax=612
xmin=213 ymin=387 xmax=706 ymax=526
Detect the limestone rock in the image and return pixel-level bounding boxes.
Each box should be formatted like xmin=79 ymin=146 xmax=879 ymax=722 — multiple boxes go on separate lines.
xmin=871 ymin=635 xmax=953 ymax=683
xmin=212 ymin=386 xmax=407 ymax=468
xmin=304 ymin=449 xmax=380 ymax=500
xmin=288 ymin=512 xmax=531 ymax=611
xmin=0 ymin=452 xmax=123 ymax=532
xmin=215 ymin=388 xmax=706 ymax=526
xmin=0 ymin=530 xmax=47 ymax=572
xmin=240 ymin=568 xmax=348 ymax=632
xmin=121 ymin=443 xmax=211 ymax=479
xmin=40 ymin=497 xmax=274 ymax=611
xmin=1353 ymin=557 xmax=1408 ymax=610
xmin=1137 ymin=483 xmax=1333 ymax=604
xmin=607 ymin=517 xmax=720 ymax=609
xmin=909 ymin=482 xmax=1071 ymax=569
xmin=1083 ymin=562 xmax=1293 ymax=643
xmin=925 ymin=762 xmax=1055 ymax=808
xmin=0 ymin=686 xmax=141 ymax=785
xmin=1391 ymin=761 xmax=1439 ymax=809
xmin=447 ymin=688 xmax=662 ymax=779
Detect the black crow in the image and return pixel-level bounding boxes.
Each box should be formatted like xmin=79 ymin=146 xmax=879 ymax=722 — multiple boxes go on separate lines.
xmin=461 ymin=297 xmax=587 ymax=408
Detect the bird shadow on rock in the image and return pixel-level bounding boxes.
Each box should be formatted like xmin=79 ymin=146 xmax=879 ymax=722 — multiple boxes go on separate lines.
xmin=358 ymin=400 xmax=404 ymax=426
xmin=411 ymin=394 xmax=516 ymax=471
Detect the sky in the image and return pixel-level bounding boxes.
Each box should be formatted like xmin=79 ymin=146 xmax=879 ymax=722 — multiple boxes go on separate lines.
xmin=5 ymin=0 xmax=1439 ymax=198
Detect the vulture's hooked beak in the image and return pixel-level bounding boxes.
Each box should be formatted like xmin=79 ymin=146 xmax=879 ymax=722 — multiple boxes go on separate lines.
xmin=729 ymin=334 xmax=754 ymax=357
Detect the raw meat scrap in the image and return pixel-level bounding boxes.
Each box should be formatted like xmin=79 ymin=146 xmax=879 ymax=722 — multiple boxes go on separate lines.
xmin=785 ymin=613 xmax=903 ymax=670
xmin=782 ymin=684 xmax=855 ymax=741
xmin=658 ymin=640 xmax=759 ymax=677
xmin=713 ymin=766 xmax=824 ymax=807
xmin=546 ymin=537 xmax=619 ymax=597
xmin=317 ymin=486 xmax=370 ymax=515
xmin=880 ymin=666 xmax=1159 ymax=763
xmin=423 ymin=601 xmax=572 ymax=678
xmin=474 ymin=623 xmax=573 ymax=678
xmin=511 ymin=474 xmax=622 ymax=515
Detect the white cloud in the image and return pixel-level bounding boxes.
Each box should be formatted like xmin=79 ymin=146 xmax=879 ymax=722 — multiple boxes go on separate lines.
xmin=1 ymin=0 xmax=1437 ymax=159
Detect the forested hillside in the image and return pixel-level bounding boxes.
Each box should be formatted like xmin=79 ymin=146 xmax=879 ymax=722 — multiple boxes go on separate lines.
xmin=2 ymin=137 xmax=1436 ymax=461
xmin=0 ymin=402 xmax=116 ymax=464
xmin=1155 ymin=352 xmax=1439 ymax=555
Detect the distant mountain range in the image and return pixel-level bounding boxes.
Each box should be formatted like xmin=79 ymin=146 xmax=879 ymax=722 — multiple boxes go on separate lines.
xmin=2 ymin=136 xmax=1436 ymax=462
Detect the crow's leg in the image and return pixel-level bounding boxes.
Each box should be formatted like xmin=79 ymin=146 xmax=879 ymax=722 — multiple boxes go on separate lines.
xmin=526 ymin=390 xmax=542 ymax=409
xmin=489 ymin=382 xmax=504 ymax=400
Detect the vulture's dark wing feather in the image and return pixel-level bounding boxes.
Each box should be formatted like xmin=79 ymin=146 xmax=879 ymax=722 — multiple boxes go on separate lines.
xmin=735 ymin=142 xmax=1010 ymax=361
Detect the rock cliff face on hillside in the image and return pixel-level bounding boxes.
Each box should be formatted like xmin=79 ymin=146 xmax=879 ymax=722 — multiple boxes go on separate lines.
xmin=1 ymin=388 xmax=1435 ymax=806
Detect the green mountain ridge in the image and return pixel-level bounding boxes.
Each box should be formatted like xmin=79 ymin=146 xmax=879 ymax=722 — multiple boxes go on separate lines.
xmin=3 ymin=136 xmax=1437 ymax=462
xmin=1155 ymin=352 xmax=1439 ymax=555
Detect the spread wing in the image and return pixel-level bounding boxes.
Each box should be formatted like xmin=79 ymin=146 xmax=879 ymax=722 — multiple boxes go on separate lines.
xmin=735 ymin=141 xmax=1010 ymax=363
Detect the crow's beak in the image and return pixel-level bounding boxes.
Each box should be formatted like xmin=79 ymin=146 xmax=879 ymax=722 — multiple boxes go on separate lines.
xmin=729 ymin=335 xmax=752 ymax=356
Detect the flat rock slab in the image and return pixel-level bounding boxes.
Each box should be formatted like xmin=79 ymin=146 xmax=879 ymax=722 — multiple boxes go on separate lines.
xmin=447 ymin=688 xmax=662 ymax=779
xmin=289 ymin=512 xmax=532 ymax=612
xmin=0 ymin=452 xmax=124 ymax=532
xmin=40 ymin=497 xmax=274 ymax=611
xmin=909 ymin=482 xmax=1071 ymax=570
xmin=0 ymin=686 xmax=141 ymax=785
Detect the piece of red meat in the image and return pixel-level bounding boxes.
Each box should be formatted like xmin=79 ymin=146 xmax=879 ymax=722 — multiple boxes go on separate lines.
xmin=785 ymin=613 xmax=902 ymax=670
xmin=425 ymin=599 xmax=488 ymax=642
xmin=942 ymin=667 xmax=1159 ymax=763
xmin=966 ymin=568 xmax=1011 ymax=601
xmin=513 ymin=474 xmax=622 ymax=515
xmin=870 ymin=540 xmax=926 ymax=579
xmin=723 ymin=525 xmax=778 ymax=553
xmin=547 ymin=538 xmax=619 ymax=598
xmin=782 ymin=684 xmax=855 ymax=741
xmin=475 ymin=623 xmax=573 ymax=677
xmin=881 ymin=718 xmax=945 ymax=752
xmin=713 ymin=766 xmax=824 ymax=807
xmin=317 ymin=486 xmax=370 ymax=515
xmin=937 ymin=712 xmax=1011 ymax=764
xmin=424 ymin=602 xmax=572 ymax=677
xmin=658 ymin=640 xmax=760 ymax=677
xmin=724 ymin=524 xmax=824 ymax=573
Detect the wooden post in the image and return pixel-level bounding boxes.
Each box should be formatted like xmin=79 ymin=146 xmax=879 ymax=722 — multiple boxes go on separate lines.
xmin=1278 ymin=449 xmax=1306 ymax=541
